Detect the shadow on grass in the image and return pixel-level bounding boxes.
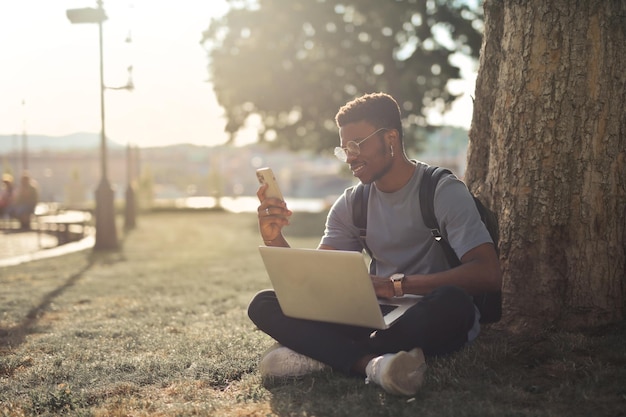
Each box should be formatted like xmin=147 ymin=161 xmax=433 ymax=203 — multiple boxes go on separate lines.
xmin=258 ymin=322 xmax=626 ymax=417
xmin=0 ymin=254 xmax=100 ymax=350
xmin=262 ymin=371 xmax=421 ymax=416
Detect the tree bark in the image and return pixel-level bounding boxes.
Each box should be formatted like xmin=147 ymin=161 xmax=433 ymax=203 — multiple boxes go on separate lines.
xmin=466 ymin=0 xmax=626 ymax=331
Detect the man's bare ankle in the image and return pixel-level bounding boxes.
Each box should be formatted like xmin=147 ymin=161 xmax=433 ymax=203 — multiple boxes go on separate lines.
xmin=352 ymin=354 xmax=377 ymax=375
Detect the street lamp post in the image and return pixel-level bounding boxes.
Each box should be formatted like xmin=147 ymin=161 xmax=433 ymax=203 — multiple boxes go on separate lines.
xmin=124 ymin=143 xmax=136 ymax=230
xmin=67 ymin=1 xmax=118 ymax=250
xmin=21 ymin=99 xmax=28 ymax=173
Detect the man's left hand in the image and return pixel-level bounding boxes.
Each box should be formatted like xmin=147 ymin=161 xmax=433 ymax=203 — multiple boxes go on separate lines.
xmin=371 ymin=275 xmax=395 ymax=299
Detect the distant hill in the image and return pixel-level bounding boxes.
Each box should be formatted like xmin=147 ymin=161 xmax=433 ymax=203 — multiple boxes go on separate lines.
xmin=0 ymin=132 xmax=125 ymax=153
xmin=0 ymin=126 xmax=469 ymax=155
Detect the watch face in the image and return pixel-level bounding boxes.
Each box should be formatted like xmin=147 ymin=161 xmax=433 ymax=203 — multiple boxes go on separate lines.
xmin=391 ymin=273 xmax=404 ymax=281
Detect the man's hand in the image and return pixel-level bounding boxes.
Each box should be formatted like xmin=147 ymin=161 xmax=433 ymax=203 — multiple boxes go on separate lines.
xmin=371 ymin=275 xmax=395 ymax=299
xmin=257 ymin=183 xmax=292 ymax=245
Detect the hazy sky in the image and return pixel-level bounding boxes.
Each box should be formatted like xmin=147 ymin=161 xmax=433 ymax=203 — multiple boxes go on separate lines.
xmin=1 ymin=1 xmax=476 ymax=149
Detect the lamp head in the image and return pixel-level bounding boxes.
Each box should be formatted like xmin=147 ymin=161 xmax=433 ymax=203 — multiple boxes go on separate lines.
xmin=66 ymin=7 xmax=107 ymax=24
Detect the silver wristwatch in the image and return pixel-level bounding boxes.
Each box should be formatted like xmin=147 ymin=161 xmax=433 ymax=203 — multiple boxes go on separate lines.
xmin=389 ymin=273 xmax=405 ymax=297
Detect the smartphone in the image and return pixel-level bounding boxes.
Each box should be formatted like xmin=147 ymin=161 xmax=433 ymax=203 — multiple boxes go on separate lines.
xmin=256 ymin=167 xmax=284 ymax=200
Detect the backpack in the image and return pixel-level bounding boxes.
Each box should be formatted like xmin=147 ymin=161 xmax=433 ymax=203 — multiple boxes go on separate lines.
xmin=352 ymin=165 xmax=502 ymax=324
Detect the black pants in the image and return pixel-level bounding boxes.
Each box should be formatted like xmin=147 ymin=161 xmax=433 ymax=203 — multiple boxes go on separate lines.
xmin=247 ymin=285 xmax=476 ymax=375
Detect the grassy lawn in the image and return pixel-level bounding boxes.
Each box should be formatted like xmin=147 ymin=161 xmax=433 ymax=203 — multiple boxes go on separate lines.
xmin=1 ymin=211 xmax=624 ymax=417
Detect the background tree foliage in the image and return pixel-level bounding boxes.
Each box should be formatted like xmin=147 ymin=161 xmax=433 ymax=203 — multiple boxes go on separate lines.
xmin=202 ymin=0 xmax=483 ymax=153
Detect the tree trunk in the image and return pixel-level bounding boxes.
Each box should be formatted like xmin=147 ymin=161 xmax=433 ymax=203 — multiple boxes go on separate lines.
xmin=466 ymin=0 xmax=626 ymax=331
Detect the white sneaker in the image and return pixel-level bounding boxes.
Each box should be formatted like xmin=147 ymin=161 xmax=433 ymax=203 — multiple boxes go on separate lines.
xmin=365 ymin=348 xmax=426 ymax=396
xmin=259 ymin=343 xmax=328 ymax=378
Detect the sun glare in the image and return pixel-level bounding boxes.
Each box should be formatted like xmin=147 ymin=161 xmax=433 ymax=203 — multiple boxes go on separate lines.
xmin=0 ymin=1 xmax=475 ymax=148
xmin=0 ymin=0 xmax=230 ymax=148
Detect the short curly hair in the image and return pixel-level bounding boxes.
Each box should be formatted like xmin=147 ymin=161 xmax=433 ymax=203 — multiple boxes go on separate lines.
xmin=335 ymin=92 xmax=403 ymax=143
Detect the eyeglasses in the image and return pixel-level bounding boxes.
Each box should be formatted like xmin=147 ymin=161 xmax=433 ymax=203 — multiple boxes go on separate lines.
xmin=333 ymin=128 xmax=388 ymax=162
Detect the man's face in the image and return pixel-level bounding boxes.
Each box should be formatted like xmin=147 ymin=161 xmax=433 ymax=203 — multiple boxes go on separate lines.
xmin=338 ymin=121 xmax=392 ymax=184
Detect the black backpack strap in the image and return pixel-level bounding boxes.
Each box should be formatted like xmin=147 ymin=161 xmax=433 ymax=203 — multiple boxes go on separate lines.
xmin=419 ymin=166 xmax=461 ymax=267
xmin=352 ymin=183 xmax=375 ymax=274
xmin=420 ymin=165 xmax=502 ymax=323
xmin=353 ymin=183 xmax=372 ymax=257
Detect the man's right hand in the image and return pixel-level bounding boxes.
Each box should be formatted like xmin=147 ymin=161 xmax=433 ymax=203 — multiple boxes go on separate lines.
xmin=257 ymin=183 xmax=292 ymax=246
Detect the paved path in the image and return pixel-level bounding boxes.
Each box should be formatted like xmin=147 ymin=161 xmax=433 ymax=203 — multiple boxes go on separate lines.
xmin=0 ymin=229 xmax=94 ymax=268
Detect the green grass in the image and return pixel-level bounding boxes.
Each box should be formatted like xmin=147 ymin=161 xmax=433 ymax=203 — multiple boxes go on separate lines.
xmin=1 ymin=211 xmax=625 ymax=417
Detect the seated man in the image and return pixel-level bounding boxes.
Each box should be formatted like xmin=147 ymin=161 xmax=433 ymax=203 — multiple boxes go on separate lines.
xmin=7 ymin=173 xmax=39 ymax=229
xmin=0 ymin=173 xmax=14 ymax=218
xmin=248 ymin=93 xmax=502 ymax=396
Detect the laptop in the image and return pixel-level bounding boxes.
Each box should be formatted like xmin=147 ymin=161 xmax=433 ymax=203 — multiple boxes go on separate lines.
xmin=258 ymin=246 xmax=421 ymax=329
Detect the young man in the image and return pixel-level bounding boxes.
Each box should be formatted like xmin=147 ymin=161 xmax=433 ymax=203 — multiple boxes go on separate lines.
xmin=249 ymin=92 xmax=502 ymax=396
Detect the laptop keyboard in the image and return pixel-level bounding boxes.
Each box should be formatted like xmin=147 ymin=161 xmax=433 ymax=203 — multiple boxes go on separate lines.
xmin=379 ymin=304 xmax=398 ymax=316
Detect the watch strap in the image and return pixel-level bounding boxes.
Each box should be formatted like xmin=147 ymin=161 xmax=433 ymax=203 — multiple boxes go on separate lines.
xmin=389 ymin=273 xmax=404 ymax=297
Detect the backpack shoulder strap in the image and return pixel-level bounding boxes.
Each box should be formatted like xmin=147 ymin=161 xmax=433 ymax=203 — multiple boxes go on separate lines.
xmin=419 ymin=166 xmax=440 ymax=231
xmin=352 ymin=183 xmax=372 ymax=257
xmin=419 ymin=166 xmax=461 ymax=267
xmin=421 ymin=166 xmax=502 ymax=324
xmin=419 ymin=165 xmax=453 ymax=231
